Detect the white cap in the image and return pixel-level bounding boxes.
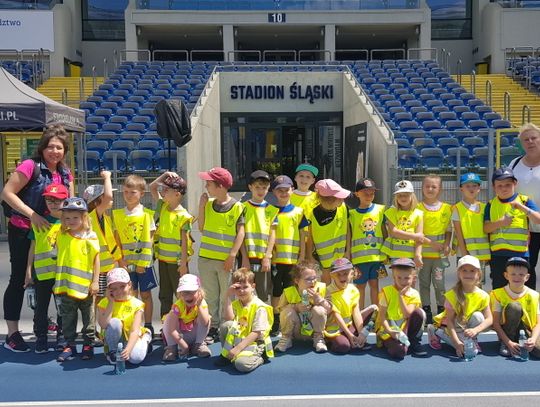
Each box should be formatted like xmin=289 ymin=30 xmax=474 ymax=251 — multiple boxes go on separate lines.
xmin=457 ymin=255 xmax=481 ymax=270
xmin=394 ymin=180 xmax=414 ymax=194
xmin=176 ymin=274 xmax=201 ymax=292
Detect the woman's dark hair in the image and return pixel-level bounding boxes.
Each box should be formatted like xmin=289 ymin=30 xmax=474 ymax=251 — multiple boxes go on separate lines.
xmin=33 ymin=125 xmax=70 ymax=169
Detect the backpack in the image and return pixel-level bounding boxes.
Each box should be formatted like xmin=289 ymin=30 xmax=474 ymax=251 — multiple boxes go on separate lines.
xmin=154 ymin=98 xmax=192 ymax=148
xmin=1 ymin=159 xmax=41 ymax=219
xmin=510 ymin=155 xmax=524 ymax=170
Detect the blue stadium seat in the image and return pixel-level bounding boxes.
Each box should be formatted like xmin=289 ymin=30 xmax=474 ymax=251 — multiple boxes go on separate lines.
xmin=468 ymin=120 xmax=489 ymax=131
xmin=119 ymin=132 xmax=142 ymax=143
xmin=101 ymin=123 xmax=123 ymax=133
xmin=85 ymin=123 xmax=98 ymax=134
xmin=389 ymin=106 xmax=407 ymax=116
xmin=472 ymin=147 xmax=490 ymax=169
xmin=447 ymin=99 xmax=465 ymax=109
xmin=405 ymin=100 xmax=423 ymax=109
xmin=492 ymin=119 xmax=512 ymax=129
xmin=445 ymin=120 xmax=466 ymax=131
xmin=393 ymin=112 xmax=413 ymax=125
xmin=125 ymin=123 xmax=147 ymax=133
xmin=129 ymin=150 xmax=155 ymax=172
xmin=93 ymin=132 xmax=117 ymax=146
xmin=397 ymin=148 xmax=419 ymax=169
xmin=431 ymin=106 xmax=450 ymax=116
xmin=447 ymin=147 xmax=471 ymax=168
xmin=86 ymin=140 xmax=109 ymax=156
xmin=103 ymin=150 xmax=128 ymax=171
xmin=137 ymin=140 xmax=161 ymax=151
xmin=85 ymin=151 xmax=101 ymax=173
xmin=155 ymin=149 xmax=178 ymax=172
xmin=399 ymin=121 xmax=419 ymax=131
xmin=422 ymin=120 xmax=443 ymax=131
xmin=460 ymin=112 xmax=481 ymax=125
xmin=419 ymin=147 xmax=445 ymax=170
xmin=406 ymin=129 xmax=427 ymax=140
xmin=413 ymin=138 xmax=436 ymax=150
xmin=454 ymin=105 xmax=472 ymax=117
xmin=396 ymin=139 xmax=411 ymax=148
xmin=409 ymin=106 xmax=428 ymax=116
xmin=111 ymin=140 xmax=136 ymax=155
xmin=437 ymin=137 xmax=460 ymax=154
xmin=437 ymin=111 xmax=457 ymax=124
xmin=467 ymin=99 xmax=484 ymax=108
xmin=462 ymin=136 xmax=485 ymax=154
xmin=415 ymin=112 xmax=435 ymax=124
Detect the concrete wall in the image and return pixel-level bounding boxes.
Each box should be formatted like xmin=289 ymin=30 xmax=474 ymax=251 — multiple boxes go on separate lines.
xmin=432 ymin=39 xmax=473 ymax=75
xmin=81 ymin=42 xmax=124 ymax=77
xmin=50 ymin=4 xmax=79 ymax=76
xmin=342 ymin=71 xmax=396 ymax=205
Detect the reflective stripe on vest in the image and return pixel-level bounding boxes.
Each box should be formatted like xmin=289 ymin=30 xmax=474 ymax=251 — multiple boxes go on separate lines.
xmin=220 ymin=297 xmax=274 ymax=360
xmin=455 ymin=202 xmax=491 ymax=260
xmin=273 ymin=206 xmax=304 ymax=265
xmin=155 ymin=204 xmax=192 ymax=263
xmin=311 ymin=204 xmax=348 ymax=268
xmin=433 ymin=288 xmax=489 ymax=328
xmin=489 ymin=196 xmax=529 ymax=253
xmin=199 ymin=200 xmax=244 ymax=261
xmin=33 ymin=223 xmax=61 ymax=281
xmin=325 ymin=284 xmax=360 ymax=337
xmin=381 ymin=207 xmax=422 ymax=259
xmin=349 ymin=204 xmax=386 ymax=264
xmin=491 ymin=287 xmax=539 ymax=330
xmin=90 ymin=211 xmax=120 ymax=273
xmin=243 ymin=202 xmax=279 ymax=260
xmin=53 ymin=232 xmax=99 ymax=299
xmin=419 ymin=202 xmax=452 ymax=259
xmin=377 ymin=285 xmax=420 ymax=341
xmin=113 ymin=208 xmax=155 ymax=267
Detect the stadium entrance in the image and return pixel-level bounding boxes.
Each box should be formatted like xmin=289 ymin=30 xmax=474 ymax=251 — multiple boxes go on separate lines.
xmin=221 ymin=112 xmax=342 ymax=189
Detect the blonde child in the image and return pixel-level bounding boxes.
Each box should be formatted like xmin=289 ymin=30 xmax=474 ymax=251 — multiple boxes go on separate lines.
xmin=275 ymin=261 xmax=331 ymax=353
xmin=428 ymin=255 xmax=492 ymax=358
xmin=491 ymin=257 xmax=540 ymax=358
xmin=348 ymin=178 xmax=386 ymax=308
xmin=53 ymin=197 xmax=100 ymax=362
xmin=382 ymin=180 xmax=424 ymax=267
xmin=325 ymin=258 xmax=378 ymax=354
xmin=484 ymin=168 xmax=540 ymax=289
xmin=198 ymin=167 xmax=245 ymax=344
xmin=150 ymin=172 xmax=193 ymax=318
xmin=291 ymin=163 xmax=319 ymax=218
xmin=25 ymin=184 xmax=68 ymax=353
xmin=113 ymin=175 xmax=157 ymax=335
xmin=215 ymin=268 xmax=274 ymax=373
xmin=240 ymin=170 xmax=278 ymax=302
xmin=161 ymin=274 xmax=211 ymax=361
xmin=417 ymin=175 xmax=452 ymax=324
xmin=97 ymin=268 xmax=152 ymax=365
xmin=307 ymin=179 xmax=350 ymax=284
xmin=377 ymin=258 xmax=426 ymax=359
xmin=270 ymin=175 xmax=308 ymax=335
xmin=452 ymin=173 xmax=490 ymax=280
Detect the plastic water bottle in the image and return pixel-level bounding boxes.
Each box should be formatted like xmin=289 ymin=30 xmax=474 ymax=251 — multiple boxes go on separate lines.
xmin=360 ymin=321 xmax=374 ymax=340
xmin=440 ymin=255 xmax=451 ymax=269
xmin=463 ymin=337 xmax=476 ymax=361
xmin=115 ymin=342 xmax=126 ymax=375
xmin=392 ymin=321 xmax=410 ymax=347
xmin=519 ymin=330 xmax=529 ymax=361
xmin=26 ymin=286 xmax=36 ymax=310
xmin=300 ymin=289 xmax=313 ymax=336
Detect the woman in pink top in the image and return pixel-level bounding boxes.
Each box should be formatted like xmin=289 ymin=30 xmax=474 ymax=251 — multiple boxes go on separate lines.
xmin=1 ymin=125 xmax=74 ymax=352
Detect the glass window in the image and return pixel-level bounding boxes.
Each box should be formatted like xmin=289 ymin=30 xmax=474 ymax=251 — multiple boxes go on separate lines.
xmin=82 ymin=0 xmax=128 ymax=41
xmin=427 ymin=0 xmax=472 ymax=39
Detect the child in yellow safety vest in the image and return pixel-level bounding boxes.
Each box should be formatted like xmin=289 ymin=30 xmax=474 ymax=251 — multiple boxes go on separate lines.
xmin=274 ymin=261 xmax=331 ymax=353
xmin=197 ymin=167 xmax=246 ymax=344
xmin=270 ymin=175 xmax=308 ymax=336
xmin=150 ymin=172 xmax=193 ymax=318
xmin=428 ymin=255 xmax=492 ymax=358
xmin=417 ymin=174 xmax=452 ymax=324
xmin=324 ymin=258 xmax=378 ymax=354
xmin=161 ymin=274 xmax=212 ymax=361
xmin=484 ymin=168 xmax=540 ymax=289
xmin=113 ymin=175 xmax=157 ymax=336
xmin=491 ymin=257 xmax=540 ymax=358
xmin=97 ymin=267 xmax=152 ymax=366
xmin=452 ymin=173 xmax=490 ymax=285
xmin=377 ymin=258 xmax=427 ymax=359
xmin=307 ymin=179 xmax=351 ymax=285
xmin=239 ymin=170 xmax=278 ymax=303
xmin=382 ymin=180 xmax=424 ymax=268
xmin=348 ymin=178 xmax=387 ymax=309
xmin=291 ymin=163 xmax=319 ymax=219
xmin=25 ymin=183 xmax=68 ymax=354
xmin=54 ymin=197 xmax=100 ymax=362
xmin=215 ymin=268 xmax=274 ymax=373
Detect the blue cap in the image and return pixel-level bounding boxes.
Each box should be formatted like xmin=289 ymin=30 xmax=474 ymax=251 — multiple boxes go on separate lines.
xmin=271 ymin=175 xmax=294 ymax=190
xmin=492 ymin=167 xmax=517 ymax=183
xmin=295 ymin=163 xmax=319 ymax=177
xmin=506 ymin=257 xmax=529 ymax=268
xmin=460 ymin=173 xmax=481 ymax=186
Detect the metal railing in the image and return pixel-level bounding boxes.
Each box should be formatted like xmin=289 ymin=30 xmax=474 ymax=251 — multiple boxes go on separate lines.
xmin=152 ymin=50 xmax=189 ymax=61
xmin=407 ymin=48 xmax=438 ymax=62
xmin=262 ymin=50 xmax=297 ymax=61
xmin=504 ymin=91 xmax=512 ymax=120
xmin=522 ymin=105 xmax=532 ymax=124
xmin=470 ymin=69 xmax=476 ymax=95
xmin=456 ymin=59 xmax=463 ymax=84
xmin=369 ymin=48 xmax=406 ymax=60
xmin=119 ymin=49 xmax=151 ymax=63
xmin=298 ymin=50 xmax=331 ymax=62
xmin=485 ymin=80 xmax=493 ymax=107
xmin=227 ymin=50 xmax=262 ymax=62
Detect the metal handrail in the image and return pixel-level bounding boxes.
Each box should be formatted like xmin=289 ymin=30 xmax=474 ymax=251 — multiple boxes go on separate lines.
xmin=485 ymin=80 xmax=493 ymax=107
xmin=79 ymin=78 xmax=84 ymax=102
xmin=439 ymin=48 xmax=446 ymax=70
xmin=298 ymin=50 xmax=332 ymax=62
xmin=525 ymin=58 xmax=533 ymax=90
xmin=470 ymin=69 xmax=476 ymax=95
xmin=334 ymin=49 xmax=368 ymax=61
xmin=113 ymin=50 xmax=118 ymax=69
xmin=522 ymin=105 xmax=531 ymax=125
xmin=227 ymin=50 xmax=261 ymax=62
xmin=456 ymin=59 xmax=463 ymax=84
xmin=407 ymin=48 xmax=437 ymax=62
xmin=189 ymin=49 xmax=225 ymax=62
xmin=504 ymin=91 xmax=511 ymax=120
xmin=103 ymin=58 xmax=108 ymax=79
xmin=152 ymin=49 xmax=189 ymax=61
xmin=61 ymin=88 xmax=67 ymax=106
xmin=92 ymin=66 xmax=97 ymax=91
xmin=262 ymin=50 xmax=297 ymax=62
xmin=119 ymin=49 xmax=151 ymax=62
xmin=369 ymin=48 xmax=406 ymax=60
xmin=446 ymin=52 xmax=451 ymax=73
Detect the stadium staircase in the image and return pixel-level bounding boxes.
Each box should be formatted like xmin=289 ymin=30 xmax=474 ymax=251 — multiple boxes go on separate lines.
xmin=458 ymin=74 xmax=540 ymax=126
xmin=38 ymin=76 xmax=104 ymax=108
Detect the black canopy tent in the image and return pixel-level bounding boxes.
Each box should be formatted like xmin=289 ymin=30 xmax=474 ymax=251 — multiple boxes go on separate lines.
xmin=0 ymin=67 xmax=86 ymax=235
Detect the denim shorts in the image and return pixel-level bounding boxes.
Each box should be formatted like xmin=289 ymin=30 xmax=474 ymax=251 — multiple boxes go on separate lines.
xmin=353 ymin=261 xmax=383 ymax=284
xmin=129 ymin=267 xmax=158 ymax=292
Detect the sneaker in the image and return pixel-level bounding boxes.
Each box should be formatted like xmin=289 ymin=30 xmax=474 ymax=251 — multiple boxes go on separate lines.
xmin=205 ymin=327 xmax=219 ymax=344
xmin=3 ymin=331 xmax=30 ymax=353
xmin=313 ymin=336 xmax=327 ymax=353
xmin=92 ymin=338 xmax=104 ymax=348
xmin=57 ymin=345 xmax=77 ymax=362
xmin=275 ymin=336 xmax=292 ymax=352
xmin=270 ymin=319 xmax=280 ymax=337
xmin=427 ymin=324 xmax=442 ymax=350
xmin=35 ymin=337 xmax=49 ymax=354
xmin=144 ymin=324 xmax=155 ymax=338
xmin=162 ymin=345 xmax=178 ymax=362
xmin=409 ymin=341 xmax=428 ymax=357
xmin=499 ymin=342 xmax=510 ymax=357
xmin=475 ymin=341 xmax=482 ymax=354
xmin=106 ymin=351 xmax=117 ymax=365
xmin=55 ymin=335 xmax=67 ymax=352
xmin=214 ymin=355 xmax=231 ymax=367
xmin=423 ymin=306 xmax=433 ymax=325
xmin=193 ymin=342 xmax=212 ymax=358
xmin=81 ymin=345 xmax=94 ymax=360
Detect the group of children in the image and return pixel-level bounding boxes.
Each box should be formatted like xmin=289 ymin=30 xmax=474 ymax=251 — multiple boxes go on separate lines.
xmin=16 ymin=161 xmax=540 ymax=373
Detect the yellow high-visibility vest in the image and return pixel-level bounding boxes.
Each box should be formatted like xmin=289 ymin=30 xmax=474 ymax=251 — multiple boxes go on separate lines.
xmin=491 ymin=287 xmax=539 ymax=330
xmin=89 ymin=210 xmax=121 ymax=273
xmin=243 ymin=201 xmax=279 ymax=260
xmin=283 ymin=282 xmax=327 ymax=304
xmin=433 ymin=288 xmax=490 ymax=329
xmin=489 ymin=195 xmax=529 ymax=253
xmin=325 ymin=284 xmax=360 ymax=338
xmin=418 ymin=202 xmax=451 ymax=259
xmin=381 ymin=207 xmax=423 ymax=259
xmin=454 ymin=201 xmax=491 ymax=261
xmin=377 ymin=285 xmax=421 ymax=341
xmin=273 ymin=205 xmax=304 ymax=265
xmin=310 ymin=204 xmax=348 ymax=268
xmin=155 ymin=203 xmax=193 ymax=264
xmin=33 ymin=222 xmax=61 ymax=281
xmin=349 ymin=204 xmax=386 ymax=264
xmin=113 ymin=207 xmax=155 ymax=267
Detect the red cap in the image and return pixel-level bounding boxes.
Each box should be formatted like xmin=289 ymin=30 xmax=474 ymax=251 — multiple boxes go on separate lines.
xmin=198 ymin=167 xmax=233 ymax=189
xmin=42 ymin=184 xmax=69 ymax=200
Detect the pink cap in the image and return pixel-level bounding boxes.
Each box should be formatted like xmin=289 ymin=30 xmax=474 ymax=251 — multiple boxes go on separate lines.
xmin=315 ymin=179 xmax=350 ymax=199
xmin=198 ymin=167 xmax=233 ymax=189
xmin=176 ymin=274 xmax=201 ymax=292
xmin=106 ymin=268 xmax=130 ymax=286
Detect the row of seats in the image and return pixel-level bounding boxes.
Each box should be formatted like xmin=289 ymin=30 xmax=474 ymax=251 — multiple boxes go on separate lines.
xmin=509 ymin=56 xmax=540 ymax=90
xmin=85 ymin=149 xmax=178 ymax=173
xmin=0 ymin=60 xmax=40 ymax=84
